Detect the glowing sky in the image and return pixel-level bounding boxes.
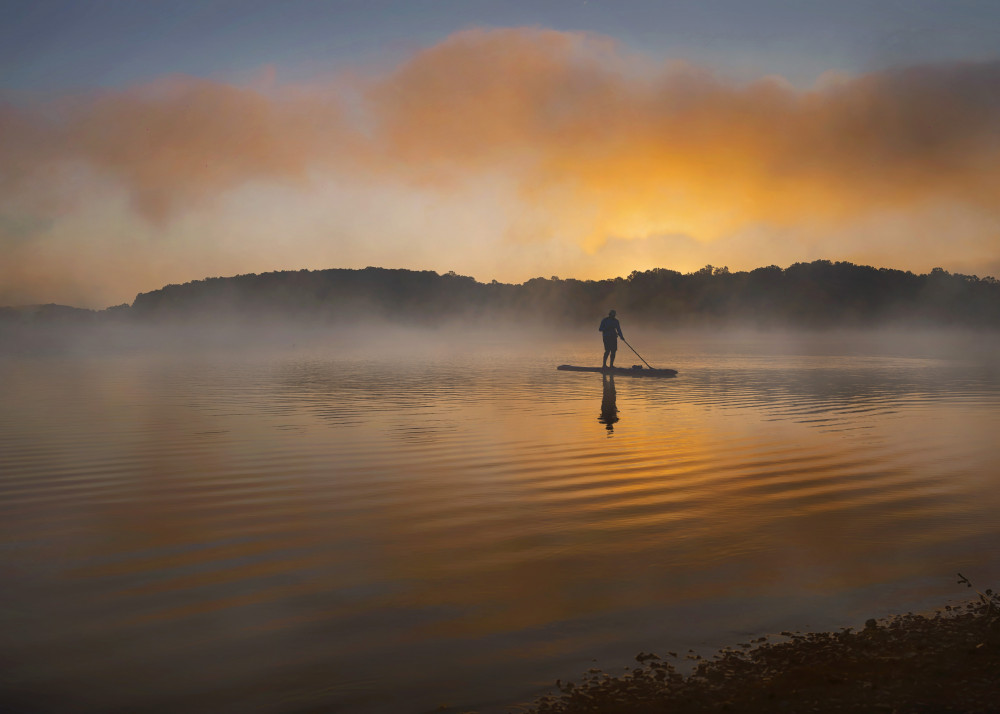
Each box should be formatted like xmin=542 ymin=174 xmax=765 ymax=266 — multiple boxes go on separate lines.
xmin=2 ymin=0 xmax=999 ymax=307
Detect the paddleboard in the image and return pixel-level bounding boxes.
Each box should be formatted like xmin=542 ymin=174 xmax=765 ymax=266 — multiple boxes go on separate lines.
xmin=557 ymin=365 xmax=678 ymax=377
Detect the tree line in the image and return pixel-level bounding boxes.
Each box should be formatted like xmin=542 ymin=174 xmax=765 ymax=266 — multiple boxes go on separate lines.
xmin=4 ymin=261 xmax=999 ymax=328
xmin=122 ymin=261 xmax=999 ymax=328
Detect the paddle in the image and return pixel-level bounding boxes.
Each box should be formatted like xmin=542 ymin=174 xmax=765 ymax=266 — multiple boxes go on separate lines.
xmin=621 ymin=337 xmax=655 ymax=370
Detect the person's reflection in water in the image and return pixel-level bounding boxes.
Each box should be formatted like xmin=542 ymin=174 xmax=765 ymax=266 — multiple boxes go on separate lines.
xmin=598 ymin=374 xmax=619 ymax=433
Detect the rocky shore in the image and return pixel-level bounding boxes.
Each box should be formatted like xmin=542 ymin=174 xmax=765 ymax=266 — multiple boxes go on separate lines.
xmin=519 ymin=581 xmax=1000 ymax=713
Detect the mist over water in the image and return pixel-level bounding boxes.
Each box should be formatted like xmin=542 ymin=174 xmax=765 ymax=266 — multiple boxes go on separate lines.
xmin=2 ymin=327 xmax=999 ymax=713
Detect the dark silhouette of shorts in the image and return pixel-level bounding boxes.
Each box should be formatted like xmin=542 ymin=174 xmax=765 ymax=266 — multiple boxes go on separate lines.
xmin=603 ymin=335 xmax=618 ymax=351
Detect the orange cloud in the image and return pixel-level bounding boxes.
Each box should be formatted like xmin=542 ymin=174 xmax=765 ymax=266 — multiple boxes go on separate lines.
xmin=1 ymin=76 xmax=352 ymax=223
xmin=2 ymin=27 xmax=999 ymax=246
xmin=72 ymin=77 xmax=356 ymax=221
xmin=368 ymin=29 xmax=1000 ymax=245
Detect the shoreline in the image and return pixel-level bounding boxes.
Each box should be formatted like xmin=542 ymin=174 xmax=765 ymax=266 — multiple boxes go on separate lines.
xmin=514 ymin=588 xmax=1000 ymax=713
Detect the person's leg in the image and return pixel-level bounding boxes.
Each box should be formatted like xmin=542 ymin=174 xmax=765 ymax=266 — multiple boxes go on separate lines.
xmin=602 ymin=347 xmax=610 ymax=368
xmin=609 ymin=345 xmax=617 ymax=367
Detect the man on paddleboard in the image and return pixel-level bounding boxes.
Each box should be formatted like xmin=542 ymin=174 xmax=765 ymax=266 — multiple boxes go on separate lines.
xmin=599 ymin=310 xmax=624 ymax=369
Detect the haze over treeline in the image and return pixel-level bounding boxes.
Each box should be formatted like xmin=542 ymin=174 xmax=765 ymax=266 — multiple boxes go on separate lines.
xmin=3 ymin=261 xmax=999 ymax=332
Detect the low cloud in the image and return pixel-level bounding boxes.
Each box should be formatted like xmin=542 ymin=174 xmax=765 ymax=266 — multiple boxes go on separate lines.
xmin=370 ymin=29 xmax=1000 ymax=244
xmin=2 ymin=27 xmax=999 ymax=301
xmin=26 ymin=77 xmax=350 ymax=222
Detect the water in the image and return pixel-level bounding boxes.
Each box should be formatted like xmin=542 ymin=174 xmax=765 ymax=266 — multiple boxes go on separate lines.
xmin=2 ymin=329 xmax=999 ymax=713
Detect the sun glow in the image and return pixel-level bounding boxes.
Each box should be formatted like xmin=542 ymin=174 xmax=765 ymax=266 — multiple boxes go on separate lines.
xmin=2 ymin=28 xmax=999 ymax=306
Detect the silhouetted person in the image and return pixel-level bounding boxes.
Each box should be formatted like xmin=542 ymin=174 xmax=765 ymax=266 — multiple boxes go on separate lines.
xmin=598 ymin=374 xmax=618 ymax=432
xmin=599 ymin=309 xmax=624 ymax=368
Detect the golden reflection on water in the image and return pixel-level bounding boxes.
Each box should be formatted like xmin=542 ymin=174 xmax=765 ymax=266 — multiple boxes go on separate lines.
xmin=1 ymin=334 xmax=1000 ymax=713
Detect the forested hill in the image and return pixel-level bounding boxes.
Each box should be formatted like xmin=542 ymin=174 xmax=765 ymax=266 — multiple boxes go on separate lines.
xmin=121 ymin=262 xmax=1000 ymax=328
xmin=3 ymin=261 xmax=999 ymax=329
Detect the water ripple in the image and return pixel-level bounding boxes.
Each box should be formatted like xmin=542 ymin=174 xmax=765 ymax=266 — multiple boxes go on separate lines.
xmin=2 ymin=337 xmax=999 ymax=713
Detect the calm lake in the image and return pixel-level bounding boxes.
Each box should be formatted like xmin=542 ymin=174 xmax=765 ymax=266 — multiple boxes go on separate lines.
xmin=2 ymin=328 xmax=1000 ymax=713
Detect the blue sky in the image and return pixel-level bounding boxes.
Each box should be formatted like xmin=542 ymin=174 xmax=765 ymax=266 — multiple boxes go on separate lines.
xmin=5 ymin=0 xmax=998 ymax=90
